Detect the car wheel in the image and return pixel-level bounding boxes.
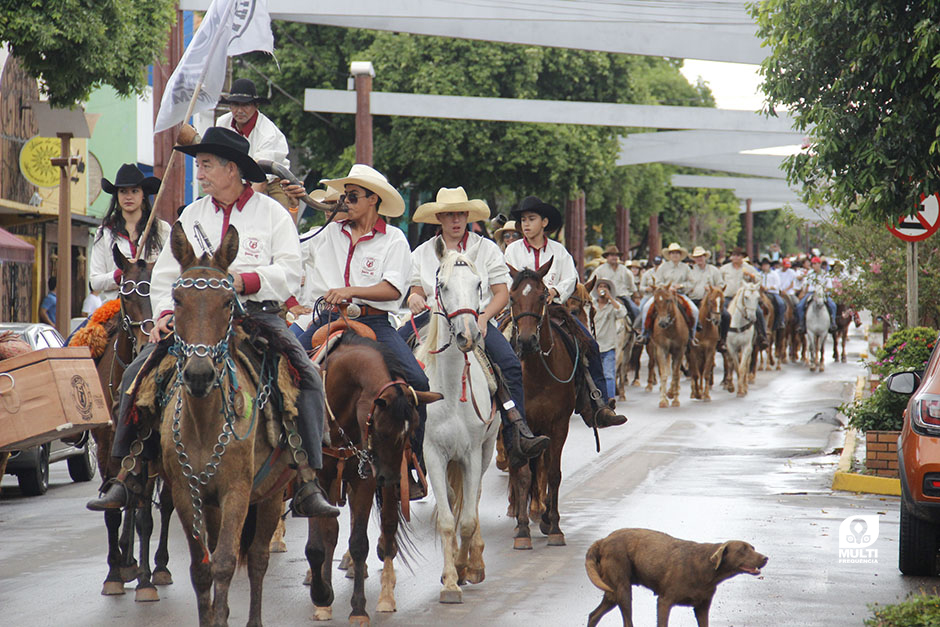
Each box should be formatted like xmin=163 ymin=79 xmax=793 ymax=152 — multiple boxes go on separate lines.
xmin=899 ymin=498 xmax=939 ymax=575
xmin=17 ymin=443 xmax=50 ymax=496
xmin=67 ymin=440 xmax=96 ymax=483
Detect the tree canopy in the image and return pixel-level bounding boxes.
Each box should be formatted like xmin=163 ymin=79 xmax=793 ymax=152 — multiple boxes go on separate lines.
xmin=751 ymin=1 xmax=940 ymax=224
xmin=0 ymin=1 xmax=176 ymax=106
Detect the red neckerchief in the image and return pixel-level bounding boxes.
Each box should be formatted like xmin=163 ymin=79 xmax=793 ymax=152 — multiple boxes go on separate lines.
xmin=116 ymin=232 xmax=138 ymax=258
xmin=340 ymin=217 xmax=387 ymax=286
xmin=212 ymin=185 xmax=254 ymax=239
xmin=231 ymin=110 xmax=259 ymax=137
xmin=523 ymin=236 xmax=548 ymax=270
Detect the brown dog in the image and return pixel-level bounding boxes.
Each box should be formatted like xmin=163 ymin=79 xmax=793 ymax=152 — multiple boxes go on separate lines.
xmin=585 ymin=528 xmax=768 ymax=626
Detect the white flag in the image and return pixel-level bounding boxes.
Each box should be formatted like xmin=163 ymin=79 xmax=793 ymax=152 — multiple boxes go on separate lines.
xmin=154 ymin=0 xmax=274 ymax=133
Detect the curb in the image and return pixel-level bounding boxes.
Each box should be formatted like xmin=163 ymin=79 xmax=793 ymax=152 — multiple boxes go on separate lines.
xmin=831 ymin=375 xmax=902 ymax=497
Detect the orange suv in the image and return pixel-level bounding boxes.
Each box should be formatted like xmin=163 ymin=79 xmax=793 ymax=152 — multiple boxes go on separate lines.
xmin=887 ymin=341 xmax=940 ymax=576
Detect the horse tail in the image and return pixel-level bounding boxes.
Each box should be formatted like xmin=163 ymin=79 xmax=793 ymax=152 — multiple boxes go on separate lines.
xmin=238 ymin=504 xmax=257 ymax=567
xmin=585 ymin=540 xmax=615 ymax=593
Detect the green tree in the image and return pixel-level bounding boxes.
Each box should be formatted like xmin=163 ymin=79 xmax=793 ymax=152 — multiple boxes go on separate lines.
xmin=0 ymin=1 xmax=177 ymax=106
xmin=750 ymin=1 xmax=940 ymax=224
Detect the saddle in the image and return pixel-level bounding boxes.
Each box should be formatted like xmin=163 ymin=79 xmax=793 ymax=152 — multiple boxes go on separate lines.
xmin=307 ymin=318 xmax=376 ymax=353
xmin=644 ymin=294 xmax=695 ymax=330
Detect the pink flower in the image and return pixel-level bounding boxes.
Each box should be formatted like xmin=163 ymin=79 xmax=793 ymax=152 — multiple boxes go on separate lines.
xmin=870 ymin=262 xmax=882 ymax=274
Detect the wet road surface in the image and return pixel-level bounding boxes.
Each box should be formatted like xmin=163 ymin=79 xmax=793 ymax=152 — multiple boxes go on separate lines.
xmin=1 ymin=325 xmax=934 ymax=626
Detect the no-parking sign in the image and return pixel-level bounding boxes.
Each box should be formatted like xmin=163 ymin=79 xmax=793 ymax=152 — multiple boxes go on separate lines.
xmin=887 ymin=193 xmax=940 ymax=242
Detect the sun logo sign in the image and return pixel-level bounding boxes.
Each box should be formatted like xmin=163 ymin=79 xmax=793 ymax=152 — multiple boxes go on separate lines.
xmin=838 ymin=515 xmax=879 ymax=564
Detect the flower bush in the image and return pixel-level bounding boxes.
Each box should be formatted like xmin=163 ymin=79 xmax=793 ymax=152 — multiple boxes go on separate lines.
xmin=843 ymin=327 xmax=938 ymax=432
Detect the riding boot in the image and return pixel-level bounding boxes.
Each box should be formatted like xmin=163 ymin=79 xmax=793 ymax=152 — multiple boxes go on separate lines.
xmin=494 ymin=377 xmax=549 ymax=467
xmin=86 ymin=457 xmax=144 ymax=511
xmin=290 ymin=466 xmax=340 ymax=518
xmin=593 ymin=398 xmax=628 ymax=428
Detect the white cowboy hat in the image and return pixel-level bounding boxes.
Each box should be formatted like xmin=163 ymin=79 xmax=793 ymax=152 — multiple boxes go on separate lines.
xmin=494 ymin=220 xmax=522 ymax=240
xmin=664 ymin=242 xmax=688 ymax=257
xmin=412 ymin=187 xmax=490 ymax=224
xmin=320 ymin=164 xmax=405 ymax=217
xmin=690 ymin=246 xmax=710 ymax=258
xmin=310 ymin=186 xmax=342 ymax=203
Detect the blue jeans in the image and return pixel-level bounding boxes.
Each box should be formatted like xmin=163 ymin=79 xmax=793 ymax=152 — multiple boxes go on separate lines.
xmin=302 ymin=312 xmax=431 ymax=462
xmin=600 ymin=349 xmax=616 ymax=399
xmin=572 ymin=317 xmax=612 ymax=404
xmin=768 ymin=292 xmax=786 ymax=330
xmin=796 ymin=295 xmax=836 ymax=329
xmin=400 ymin=311 xmax=527 ymax=448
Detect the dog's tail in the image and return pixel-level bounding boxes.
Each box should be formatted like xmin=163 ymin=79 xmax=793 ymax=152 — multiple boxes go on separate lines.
xmin=585 ymin=540 xmax=615 ymax=593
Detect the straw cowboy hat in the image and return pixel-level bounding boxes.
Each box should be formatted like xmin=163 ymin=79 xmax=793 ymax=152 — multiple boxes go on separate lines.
xmin=494 ymin=220 xmax=521 ymax=240
xmin=173 ymin=126 xmax=266 ymax=183
xmin=412 ymin=187 xmax=490 ymax=224
xmin=102 ymin=163 xmax=161 ymax=196
xmin=663 ymin=242 xmax=688 ymax=257
xmin=594 ymin=277 xmax=617 ymax=298
xmin=320 ymin=164 xmax=405 ymax=217
xmin=310 ymin=186 xmax=342 ymax=203
xmin=219 ymin=78 xmax=271 ymax=105
xmin=690 ymin=246 xmax=710 ymax=258
xmin=601 ymin=245 xmax=622 ymax=258
xmin=510 ymin=196 xmax=563 ymax=233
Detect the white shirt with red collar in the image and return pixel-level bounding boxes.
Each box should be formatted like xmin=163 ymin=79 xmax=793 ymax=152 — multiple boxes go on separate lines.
xmin=150 ymin=186 xmax=302 ymax=317
xmin=217 ymin=110 xmax=289 ymax=182
xmin=299 ymin=217 xmax=411 ymax=313
xmin=410 ymin=232 xmax=509 ymax=310
xmin=504 ymin=237 xmax=578 ymax=303
xmin=89 ymin=220 xmax=171 ymax=302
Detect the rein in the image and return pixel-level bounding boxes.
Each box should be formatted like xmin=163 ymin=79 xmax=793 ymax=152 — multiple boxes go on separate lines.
xmin=428 ymin=261 xmax=481 ymax=355
xmin=511 ymin=282 xmax=578 ymax=384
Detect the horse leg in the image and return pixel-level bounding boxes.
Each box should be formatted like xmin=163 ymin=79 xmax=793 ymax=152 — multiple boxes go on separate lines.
xmin=245 ymin=496 xmax=281 ymax=627
xmin=119 ymin=506 xmax=139 ymax=583
xmin=269 ymin=503 xmax=287 ymax=553
xmin=721 ymin=350 xmax=734 ymax=392
xmin=657 ymin=351 xmax=670 ymax=408
xmin=540 ymin=425 xmax=568 ymax=546
xmin=133 ymin=479 xmax=158 ymax=602
xmin=459 ymin=454 xmax=486 ymax=585
xmin=530 ymin=460 xmax=546 ymax=522
xmin=842 ymin=331 xmax=847 ymax=363
xmin=509 ymin=462 xmax=533 ymax=550
xmin=208 ymin=490 xmax=250 ymax=627
xmin=819 ymin=336 xmax=826 ymax=372
xmin=346 ymin=481 xmax=374 ymax=625
xmin=102 ymin=509 xmax=126 ymax=595
xmin=152 ymin=479 xmax=174 ymax=586
xmin=738 ymin=347 xmax=752 ymax=397
xmin=670 ymin=350 xmax=681 ymax=407
xmin=174 ymin=496 xmax=213 ymax=626
xmin=376 ymin=481 xmax=401 ymax=613
xmin=306 ymin=514 xmax=339 ymax=621
xmin=703 ymin=348 xmax=714 ymax=402
xmin=431 ymin=459 xmax=461 ymax=602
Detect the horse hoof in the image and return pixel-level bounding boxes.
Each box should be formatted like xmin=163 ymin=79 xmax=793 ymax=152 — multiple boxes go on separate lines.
xmin=349 ymin=615 xmax=370 ymax=626
xmin=495 ymin=456 xmax=509 ymax=472
xmin=632 ymin=380 xmax=640 ymax=387
xmin=539 ymin=519 xmax=551 ymax=536
xmin=513 ymin=537 xmax=533 ymax=550
xmin=135 ymin=586 xmax=159 ymax=603
xmin=809 ymin=366 xmax=816 ymax=372
xmin=304 ymin=569 xmax=312 ymax=585
xmin=659 ymin=400 xmax=669 ymax=408
xmin=269 ymin=539 xmax=287 ymax=553
xmin=737 ymin=391 xmax=746 ymax=398
xmin=338 ymin=552 xmax=353 ymax=570
xmin=313 ymin=606 xmax=333 ymax=621
xmin=101 ymin=581 xmax=125 ymax=596
xmin=152 ymin=570 xmax=173 ymax=586
xmin=120 ymin=565 xmax=139 ymax=583
xmin=671 ymin=399 xmax=680 ymax=407
xmin=440 ymin=589 xmax=463 ymax=604
xmin=464 ymin=568 xmax=485 ymax=584
xmin=646 ymin=385 xmax=654 ymax=392
xmin=547 ymin=533 xmax=566 ymax=546
xmin=376 ymin=598 xmax=396 ymax=613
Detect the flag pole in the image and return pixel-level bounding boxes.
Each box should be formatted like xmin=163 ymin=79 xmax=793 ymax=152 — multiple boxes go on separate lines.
xmin=133 ymin=3 xmax=231 ymax=262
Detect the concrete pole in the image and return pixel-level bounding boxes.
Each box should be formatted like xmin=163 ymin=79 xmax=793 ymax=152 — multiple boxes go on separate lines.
xmin=351 ymin=61 xmax=375 ymax=166
xmin=745 ymin=198 xmax=754 ymax=259
xmin=907 ymin=241 xmax=919 ymax=327
xmin=648 ymin=213 xmax=661 ymax=258
xmin=52 ymin=133 xmax=72 ymax=338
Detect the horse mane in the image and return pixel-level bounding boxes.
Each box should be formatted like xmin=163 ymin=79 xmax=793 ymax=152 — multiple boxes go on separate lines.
xmin=729 ymin=283 xmax=757 ymax=316
xmin=547 ymin=302 xmax=595 ymax=350
xmin=334 ymin=328 xmax=408 ymax=382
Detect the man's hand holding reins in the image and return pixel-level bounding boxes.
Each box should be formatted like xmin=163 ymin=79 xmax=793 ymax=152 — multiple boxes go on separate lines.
xmin=150 ymin=313 xmax=174 ymax=343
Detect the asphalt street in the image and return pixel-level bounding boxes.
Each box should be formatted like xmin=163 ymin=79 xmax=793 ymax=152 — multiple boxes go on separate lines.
xmin=1 ymin=325 xmax=935 ymax=626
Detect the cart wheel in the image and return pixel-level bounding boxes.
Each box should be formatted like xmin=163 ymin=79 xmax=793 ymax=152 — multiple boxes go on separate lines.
xmin=18 ymin=443 xmax=50 ymax=496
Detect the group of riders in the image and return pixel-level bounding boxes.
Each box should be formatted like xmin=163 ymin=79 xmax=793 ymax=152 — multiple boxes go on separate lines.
xmin=77 ymin=78 xmax=849 ymax=524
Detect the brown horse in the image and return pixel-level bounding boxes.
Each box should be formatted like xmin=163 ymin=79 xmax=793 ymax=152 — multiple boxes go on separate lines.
xmin=507 ymin=261 xmax=579 ymax=548
xmin=648 ymin=286 xmax=690 ymax=408
xmin=566 ymin=278 xmax=595 ymax=328
xmin=307 ymin=330 xmax=441 ymax=624
xmin=831 ymin=303 xmax=852 ymax=362
xmin=160 ymin=223 xmax=293 ymax=626
xmin=88 ymin=247 xmax=174 ymax=601
xmin=689 ymin=286 xmax=722 ymax=401
xmin=756 ymin=289 xmax=777 ymax=371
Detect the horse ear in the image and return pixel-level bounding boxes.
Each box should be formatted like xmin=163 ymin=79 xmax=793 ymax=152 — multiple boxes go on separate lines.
xmin=112 ymin=244 xmax=129 ymax=273
xmin=215 ymin=225 xmax=240 ymax=272
xmin=415 ymin=390 xmax=444 ymax=405
xmin=585 ymin=276 xmax=596 ymax=293
xmin=434 ymin=236 xmax=445 ymax=261
xmin=374 ymin=397 xmax=387 ymax=409
xmin=536 ymin=256 xmax=554 ymax=279
xmin=170 ymin=221 xmax=196 ymax=270
xmin=507 ymin=264 xmax=519 ymax=280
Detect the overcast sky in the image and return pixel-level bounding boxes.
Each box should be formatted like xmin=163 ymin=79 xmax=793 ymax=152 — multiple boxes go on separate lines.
xmin=680 ymin=60 xmax=765 ymax=112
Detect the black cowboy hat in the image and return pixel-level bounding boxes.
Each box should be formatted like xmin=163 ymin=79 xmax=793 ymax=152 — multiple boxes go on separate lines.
xmin=173 ymin=126 xmax=266 ymax=183
xmin=510 ymin=195 xmax=563 ymax=233
xmin=101 ymin=163 xmax=161 ymax=196
xmin=218 ymin=78 xmax=271 ymax=105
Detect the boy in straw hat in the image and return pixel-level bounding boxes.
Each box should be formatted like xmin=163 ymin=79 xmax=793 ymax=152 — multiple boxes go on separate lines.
xmin=588 ymin=245 xmax=639 ymax=322
xmin=592 ymin=278 xmax=626 ymax=399
xmin=688 ymin=246 xmax=724 ymax=307
xmin=636 ymin=242 xmax=699 ymax=348
xmin=401 ymin=187 xmax=550 ymax=467
xmin=88 ymin=127 xmax=339 ymax=518
xmin=285 ymin=164 xmax=434 ymax=496
xmin=504 ymin=196 xmax=626 ymax=429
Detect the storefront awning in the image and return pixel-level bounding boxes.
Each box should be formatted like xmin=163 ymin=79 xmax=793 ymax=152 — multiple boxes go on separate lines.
xmin=0 ymin=227 xmax=35 ymax=263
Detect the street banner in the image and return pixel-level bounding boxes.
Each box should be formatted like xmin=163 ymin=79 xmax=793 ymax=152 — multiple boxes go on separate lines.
xmin=154 ymin=0 xmax=274 ymax=133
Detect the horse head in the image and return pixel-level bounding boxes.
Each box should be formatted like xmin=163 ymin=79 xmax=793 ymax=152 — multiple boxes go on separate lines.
xmin=368 ymin=381 xmax=442 ymax=486
xmin=170 ymin=221 xmax=240 ymax=398
xmin=434 ymin=241 xmax=484 ymax=353
xmin=653 ymin=284 xmax=676 ymax=328
xmin=508 ymin=258 xmax=553 ymax=356
xmin=737 ymin=283 xmax=761 ymax=320
xmin=703 ymin=286 xmax=724 ymax=326
xmin=113 ymin=245 xmax=155 ymax=354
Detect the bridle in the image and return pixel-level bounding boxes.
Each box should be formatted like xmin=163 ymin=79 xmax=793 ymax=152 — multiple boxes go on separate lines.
xmin=118 ymin=277 xmax=155 ymax=357
xmin=169 ymin=267 xmax=237 ymax=377
xmin=510 ymin=277 xmax=578 ymax=384
xmin=654 ymin=290 xmax=677 ymax=328
xmin=428 ymin=260 xmax=482 ymax=355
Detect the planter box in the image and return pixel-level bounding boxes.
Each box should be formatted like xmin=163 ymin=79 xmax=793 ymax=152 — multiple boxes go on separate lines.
xmin=865 ymin=430 xmax=901 ymax=479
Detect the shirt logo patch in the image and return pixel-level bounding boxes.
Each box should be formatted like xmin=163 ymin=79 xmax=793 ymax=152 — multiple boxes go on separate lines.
xmin=243 ymin=237 xmax=263 ymax=259
xmin=361 ymin=256 xmax=377 ymax=277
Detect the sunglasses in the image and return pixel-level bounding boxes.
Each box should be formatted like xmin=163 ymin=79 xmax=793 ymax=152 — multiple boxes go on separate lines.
xmin=341 ymin=190 xmax=374 ymax=205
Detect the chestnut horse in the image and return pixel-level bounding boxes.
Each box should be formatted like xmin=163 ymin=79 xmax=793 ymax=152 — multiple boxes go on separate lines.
xmin=831 ymin=303 xmax=852 ymax=363
xmin=648 ymin=286 xmax=690 ymax=408
xmin=689 ymin=286 xmax=723 ymax=402
xmin=756 ymin=289 xmax=777 ymax=371
xmin=160 ymin=224 xmax=294 ymax=626
xmin=89 ymin=248 xmax=174 ymax=601
xmin=507 ymin=260 xmax=579 ymax=548
xmin=307 ymin=330 xmax=441 ymax=624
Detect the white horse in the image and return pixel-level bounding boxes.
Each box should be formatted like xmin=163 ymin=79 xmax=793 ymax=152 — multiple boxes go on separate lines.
xmin=726 ymin=282 xmax=761 ymax=397
xmin=805 ymin=290 xmax=830 ymax=372
xmin=415 ymin=246 xmax=499 ymax=604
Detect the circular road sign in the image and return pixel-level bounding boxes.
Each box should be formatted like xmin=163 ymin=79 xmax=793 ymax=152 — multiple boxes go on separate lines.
xmin=887 ymin=193 xmax=940 ymax=243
